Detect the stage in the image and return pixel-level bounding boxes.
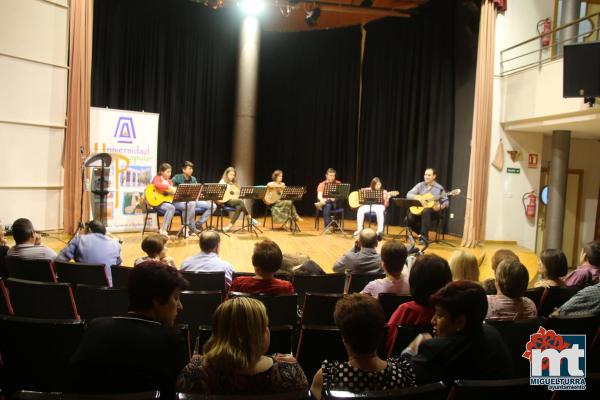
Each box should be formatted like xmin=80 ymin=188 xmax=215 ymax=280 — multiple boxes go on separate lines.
xmin=24 ymin=217 xmax=540 ymax=285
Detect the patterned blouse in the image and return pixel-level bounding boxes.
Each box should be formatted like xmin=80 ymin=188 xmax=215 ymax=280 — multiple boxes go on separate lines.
xmin=176 ymin=355 xmax=308 ymax=395
xmin=321 ymin=357 xmax=415 ymax=393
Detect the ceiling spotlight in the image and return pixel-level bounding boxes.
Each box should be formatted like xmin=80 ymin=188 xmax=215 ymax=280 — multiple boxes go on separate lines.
xmin=305 ymin=7 xmax=321 ymax=26
xmin=238 ymin=0 xmax=265 ymax=15
xmin=360 ymin=0 xmax=373 ymax=7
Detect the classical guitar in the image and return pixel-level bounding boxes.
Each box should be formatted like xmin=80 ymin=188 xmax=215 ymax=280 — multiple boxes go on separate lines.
xmin=264 ymin=186 xmax=283 ymax=205
xmin=144 ymin=184 xmax=173 ymax=207
xmin=409 ymin=189 xmax=461 ymax=216
xmin=218 ymin=183 xmax=240 ymax=204
xmin=348 ymin=190 xmax=399 ymax=209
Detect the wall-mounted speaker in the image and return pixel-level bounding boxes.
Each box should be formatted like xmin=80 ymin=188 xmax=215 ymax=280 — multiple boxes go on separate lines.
xmin=563 ymin=41 xmax=600 ymax=98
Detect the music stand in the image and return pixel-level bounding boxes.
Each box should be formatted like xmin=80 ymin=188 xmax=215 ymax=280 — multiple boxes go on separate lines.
xmin=172 ymin=184 xmax=203 ymax=238
xmin=280 ymin=186 xmax=307 ymax=234
xmin=321 ymin=183 xmax=350 ymax=236
xmin=236 ymin=186 xmax=266 ymax=237
xmin=199 ymin=183 xmax=228 ymax=236
xmin=391 ymin=198 xmax=422 ymax=244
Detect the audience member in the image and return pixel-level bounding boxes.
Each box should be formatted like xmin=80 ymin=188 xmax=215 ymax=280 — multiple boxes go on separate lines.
xmin=449 ymin=250 xmax=479 ymax=282
xmin=534 ymin=249 xmax=568 ymax=288
xmin=486 ymin=260 xmax=537 ymax=321
xmin=311 ymin=294 xmax=415 ymax=399
xmin=6 ymin=218 xmax=56 ymax=261
xmin=56 ymin=220 xmax=121 ymax=286
xmin=134 ymin=234 xmax=176 ymax=268
xmin=564 ymin=241 xmax=600 ymax=286
xmin=181 ymin=231 xmax=235 ymax=288
xmin=482 ymin=249 xmax=520 ymax=295
xmin=177 ymin=297 xmax=308 ymax=395
xmin=385 ymin=254 xmax=452 ymax=354
xmin=332 ymin=228 xmax=382 ymax=274
xmin=557 ymin=282 xmax=600 ymax=316
xmin=361 ymin=240 xmax=410 ymax=298
xmin=0 ymin=220 xmax=8 ymax=257
xmin=69 ymin=261 xmax=188 ymax=397
xmin=403 ymin=281 xmax=513 ymax=384
xmin=229 ymin=240 xmax=294 ymax=295
xmin=279 ymin=253 xmax=326 ymax=275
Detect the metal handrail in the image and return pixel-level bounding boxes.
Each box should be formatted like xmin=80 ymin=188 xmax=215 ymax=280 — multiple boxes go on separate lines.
xmin=499 ymin=11 xmax=600 ymax=76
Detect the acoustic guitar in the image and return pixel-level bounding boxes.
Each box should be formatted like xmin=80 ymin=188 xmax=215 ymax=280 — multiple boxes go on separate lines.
xmin=409 ymin=189 xmax=461 ymax=216
xmin=218 ymin=184 xmax=240 ymax=204
xmin=144 ymin=184 xmax=173 ymax=207
xmin=264 ymin=186 xmax=283 ymax=205
xmin=348 ymin=190 xmax=399 ymax=209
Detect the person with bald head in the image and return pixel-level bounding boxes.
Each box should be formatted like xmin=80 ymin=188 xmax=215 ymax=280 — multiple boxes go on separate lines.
xmin=180 ymin=230 xmax=236 ymax=288
xmin=333 ymin=228 xmax=382 ymax=274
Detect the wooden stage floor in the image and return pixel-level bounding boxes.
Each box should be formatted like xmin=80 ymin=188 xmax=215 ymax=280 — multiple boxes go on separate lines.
xmin=31 ymin=217 xmax=541 ymax=285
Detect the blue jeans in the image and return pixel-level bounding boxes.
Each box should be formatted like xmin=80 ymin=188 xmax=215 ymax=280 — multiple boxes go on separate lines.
xmin=195 ymin=200 xmax=216 ymax=224
xmin=157 ymin=203 xmax=176 ymax=232
xmin=323 ymin=200 xmax=338 ymax=227
xmin=173 ymin=201 xmax=197 ymax=228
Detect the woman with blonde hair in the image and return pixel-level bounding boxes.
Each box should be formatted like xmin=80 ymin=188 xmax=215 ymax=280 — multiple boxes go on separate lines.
xmin=449 ymin=251 xmax=480 ymax=282
xmin=219 ymin=167 xmax=259 ymax=232
xmin=176 ymin=297 xmax=308 ymax=395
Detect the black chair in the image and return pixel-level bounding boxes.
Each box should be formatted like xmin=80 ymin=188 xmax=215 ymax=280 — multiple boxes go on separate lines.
xmin=347 ymin=272 xmax=386 ymax=294
xmin=294 ymin=273 xmax=346 ymax=306
xmin=301 ymin=293 xmax=343 ymax=326
xmin=485 ymin=317 xmax=548 ymax=378
xmin=324 ymin=381 xmax=447 ymax=400
xmin=0 ymin=315 xmax=86 ymax=393
xmin=449 ymin=378 xmax=553 ymax=400
xmin=388 ymin=324 xmax=434 ymax=358
xmin=5 ymin=278 xmax=79 ymax=319
xmin=178 ymin=391 xmax=309 ymax=400
xmin=378 ymin=293 xmax=413 ymax=320
xmin=296 ymin=325 xmax=347 ymax=380
xmin=314 ymin=205 xmax=345 ymax=231
xmin=13 ymin=390 xmax=161 ymax=400
xmin=4 ymin=257 xmax=56 ymax=282
xmin=111 ymin=265 xmax=132 ymax=288
xmin=54 ymin=261 xmax=110 ymax=286
xmin=547 ymin=313 xmax=600 ymax=373
xmin=524 ymin=287 xmax=545 ymax=311
xmin=176 ymin=290 xmax=222 ymax=344
xmin=538 ymin=286 xmax=584 ymax=316
xmin=74 ymin=284 xmax=129 ymax=320
xmin=229 ymin=292 xmax=298 ymax=326
xmin=181 ymin=271 xmax=226 ymax=293
xmin=1 ymin=276 xmax=13 ymax=314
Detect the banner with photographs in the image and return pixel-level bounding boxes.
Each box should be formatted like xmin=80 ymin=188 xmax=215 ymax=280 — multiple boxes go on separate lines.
xmin=89 ymin=107 xmax=159 ymax=232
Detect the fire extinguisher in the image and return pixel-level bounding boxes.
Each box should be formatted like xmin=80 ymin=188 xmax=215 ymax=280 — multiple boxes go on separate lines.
xmin=522 ymin=191 xmax=537 ymax=219
xmin=537 ymin=18 xmax=552 ymax=47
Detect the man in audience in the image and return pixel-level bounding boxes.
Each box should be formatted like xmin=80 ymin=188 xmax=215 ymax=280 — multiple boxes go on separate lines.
xmin=181 ymin=230 xmax=235 ymax=288
xmin=333 ymin=228 xmax=382 ymax=274
xmin=557 ymin=282 xmax=600 ymax=316
xmin=0 ymin=220 xmax=8 ymax=258
xmin=56 ymin=220 xmax=122 ymax=286
xmin=6 ymin=218 xmax=56 ymax=261
xmin=361 ymin=240 xmax=409 ymax=298
xmin=482 ymin=249 xmax=520 ymax=294
xmin=486 ymin=260 xmax=537 ymax=321
xmin=564 ymin=241 xmax=600 ymax=286
xmin=69 ymin=261 xmax=188 ymax=398
xmin=229 ymin=239 xmax=294 ymax=295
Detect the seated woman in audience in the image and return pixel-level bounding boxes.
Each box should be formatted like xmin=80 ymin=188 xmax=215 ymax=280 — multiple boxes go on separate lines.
xmin=449 ymin=250 xmax=480 ymax=282
xmin=176 ymin=297 xmax=308 ymax=395
xmin=134 ymin=234 xmax=175 ymax=268
xmin=385 ymin=254 xmax=452 ymax=354
xmin=310 ymin=294 xmax=415 ymax=399
xmin=486 ymin=260 xmax=537 ymax=320
xmin=482 ymin=249 xmax=520 ymax=294
xmin=362 ymin=240 xmax=410 ymax=298
xmin=403 ymin=281 xmax=513 ymax=384
xmin=535 ymin=249 xmax=568 ymax=288
xmin=229 ymin=239 xmax=294 ymax=295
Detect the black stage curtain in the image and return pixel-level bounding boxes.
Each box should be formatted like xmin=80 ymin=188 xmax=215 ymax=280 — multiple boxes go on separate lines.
xmin=255 ymin=26 xmax=362 ymax=216
xmin=358 ymin=0 xmax=457 ymax=225
xmin=92 ymin=0 xmax=240 ymax=181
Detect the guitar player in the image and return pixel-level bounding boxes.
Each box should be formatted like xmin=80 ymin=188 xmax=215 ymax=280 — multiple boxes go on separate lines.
xmin=353 ymin=178 xmax=397 ymax=241
xmin=152 ymin=163 xmax=197 ymax=238
xmin=218 ymin=166 xmax=259 ymax=233
xmin=407 ymin=168 xmax=449 ymax=246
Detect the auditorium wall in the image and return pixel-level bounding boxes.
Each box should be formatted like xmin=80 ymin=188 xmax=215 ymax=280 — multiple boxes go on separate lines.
xmin=0 ymin=0 xmax=68 ymax=230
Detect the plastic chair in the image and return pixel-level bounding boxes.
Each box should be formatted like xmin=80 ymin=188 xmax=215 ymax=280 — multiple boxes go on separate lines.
xmin=4 ymin=257 xmax=56 ymax=282
xmin=5 ymin=278 xmax=79 ymax=319
xmin=74 ymin=284 xmax=129 ymax=320
xmin=55 ymin=261 xmax=110 ymax=286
